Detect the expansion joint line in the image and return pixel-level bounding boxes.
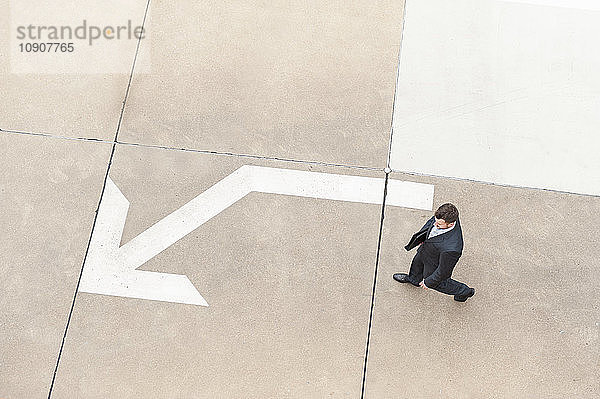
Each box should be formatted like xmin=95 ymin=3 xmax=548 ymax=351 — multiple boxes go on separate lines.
xmin=46 ymin=0 xmax=152 ymax=397
xmin=360 ymin=172 xmax=389 ymax=398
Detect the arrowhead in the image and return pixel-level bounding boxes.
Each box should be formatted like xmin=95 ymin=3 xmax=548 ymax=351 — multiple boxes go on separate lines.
xmin=79 ymin=178 xmax=209 ymax=306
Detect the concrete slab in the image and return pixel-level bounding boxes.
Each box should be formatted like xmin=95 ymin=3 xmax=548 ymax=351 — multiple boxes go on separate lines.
xmin=0 ymin=0 xmax=148 ymax=140
xmin=48 ymin=144 xmax=407 ymax=398
xmin=365 ymin=173 xmax=600 ymax=398
xmin=0 ymin=133 xmax=111 ymax=398
xmin=119 ymin=1 xmax=404 ymax=167
xmin=389 ymin=0 xmax=600 ymax=195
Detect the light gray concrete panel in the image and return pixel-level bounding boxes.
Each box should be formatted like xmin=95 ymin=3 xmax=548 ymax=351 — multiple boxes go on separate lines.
xmin=389 ymin=0 xmax=600 ymax=195
xmin=49 ymin=144 xmax=390 ymax=398
xmin=0 ymin=133 xmax=111 ymax=398
xmin=119 ymin=1 xmax=404 ymax=167
xmin=365 ymin=173 xmax=600 ymax=398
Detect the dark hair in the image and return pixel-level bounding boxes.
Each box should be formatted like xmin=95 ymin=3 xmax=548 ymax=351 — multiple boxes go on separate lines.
xmin=435 ymin=203 xmax=459 ymax=223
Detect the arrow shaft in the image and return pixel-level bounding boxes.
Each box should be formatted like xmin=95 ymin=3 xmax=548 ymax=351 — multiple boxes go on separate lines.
xmin=250 ymin=167 xmax=388 ymax=204
xmin=120 ymin=165 xmax=434 ymax=270
xmin=119 ymin=167 xmax=251 ymax=270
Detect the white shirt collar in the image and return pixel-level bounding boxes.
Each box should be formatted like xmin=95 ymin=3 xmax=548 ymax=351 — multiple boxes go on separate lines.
xmin=428 ymin=220 xmax=456 ymax=239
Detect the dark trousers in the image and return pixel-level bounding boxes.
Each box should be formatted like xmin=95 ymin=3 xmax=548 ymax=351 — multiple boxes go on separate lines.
xmin=408 ymin=251 xmax=471 ymax=297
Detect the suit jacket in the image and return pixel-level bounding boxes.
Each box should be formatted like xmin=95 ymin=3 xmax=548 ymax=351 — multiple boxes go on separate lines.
xmin=405 ymin=216 xmax=464 ymax=288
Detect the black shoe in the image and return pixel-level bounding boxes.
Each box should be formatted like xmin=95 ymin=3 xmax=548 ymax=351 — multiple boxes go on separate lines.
xmin=454 ymin=288 xmax=475 ymax=302
xmin=393 ymin=273 xmax=420 ymax=287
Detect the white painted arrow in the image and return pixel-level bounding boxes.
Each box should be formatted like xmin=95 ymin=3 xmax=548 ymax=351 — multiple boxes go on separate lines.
xmin=79 ymin=165 xmax=434 ymax=306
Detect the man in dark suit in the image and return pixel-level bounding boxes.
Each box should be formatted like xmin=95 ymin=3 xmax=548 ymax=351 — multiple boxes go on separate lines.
xmin=393 ymin=203 xmax=475 ymax=302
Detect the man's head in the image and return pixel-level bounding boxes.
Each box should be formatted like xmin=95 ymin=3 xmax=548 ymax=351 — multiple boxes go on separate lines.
xmin=434 ymin=203 xmax=459 ymax=229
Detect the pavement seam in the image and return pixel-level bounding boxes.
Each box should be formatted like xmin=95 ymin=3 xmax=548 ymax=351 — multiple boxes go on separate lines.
xmin=46 ymin=0 xmax=152 ymax=396
xmin=0 ymin=127 xmax=114 ymax=145
xmin=360 ymin=172 xmax=389 ymax=399
xmin=114 ymin=140 xmax=382 ymax=171
xmin=46 ymin=144 xmax=118 ymax=399
xmin=4 ymin=127 xmax=598 ymax=199
xmin=392 ymin=169 xmax=600 ymax=198
xmin=0 ymin=128 xmax=382 ymax=172
xmin=361 ymin=2 xmax=409 ymax=389
xmin=385 ymin=0 xmax=409 ymax=170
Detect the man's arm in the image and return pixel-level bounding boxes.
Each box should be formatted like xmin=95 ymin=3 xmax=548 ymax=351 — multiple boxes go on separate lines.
xmin=423 ymin=251 xmax=461 ymax=288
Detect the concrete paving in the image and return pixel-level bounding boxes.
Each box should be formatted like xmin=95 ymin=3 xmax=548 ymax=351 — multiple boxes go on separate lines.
xmin=0 ymin=0 xmax=147 ymax=140
xmin=1 ymin=0 xmax=599 ymax=398
xmin=49 ymin=144 xmax=384 ymax=398
xmin=118 ymin=0 xmax=404 ymax=167
xmin=365 ymin=172 xmax=600 ymax=398
xmin=0 ymin=133 xmax=111 ymax=398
